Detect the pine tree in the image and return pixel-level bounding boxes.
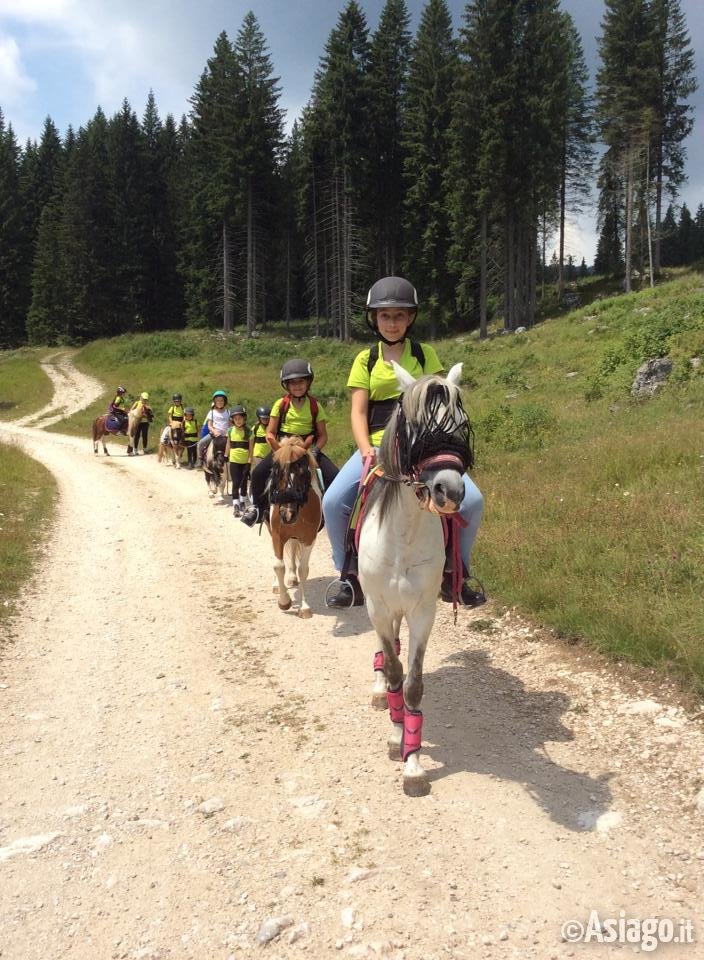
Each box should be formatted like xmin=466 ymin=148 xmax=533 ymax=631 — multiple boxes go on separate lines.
xmin=677 ymin=202 xmax=694 ymax=262
xmin=555 ymin=13 xmax=594 ymax=301
xmin=0 ymin=112 xmax=26 ymax=346
xmin=140 ymin=94 xmax=184 ymax=330
xmin=402 ymin=0 xmax=457 ymax=336
xmin=234 ymin=11 xmax=285 ymax=335
xmin=26 ymin=198 xmax=65 ymax=344
xmin=59 ymin=109 xmax=116 ymax=341
xmin=187 ymin=32 xmax=242 ymax=330
xmin=306 ymin=1 xmax=371 ymax=339
xmin=693 ymin=203 xmax=704 ymax=262
xmin=650 ymin=0 xmax=697 ymax=273
xmin=107 ymin=99 xmax=149 ymax=332
xmin=596 ymin=0 xmax=657 ymax=291
xmin=367 ymin=0 xmax=411 ymax=276
xmin=658 ymin=201 xmax=679 ymax=264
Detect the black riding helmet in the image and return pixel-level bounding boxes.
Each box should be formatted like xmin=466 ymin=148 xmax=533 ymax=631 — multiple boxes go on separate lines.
xmin=230 ymin=405 xmax=246 ymax=417
xmin=365 ymin=276 xmax=419 ymax=342
xmin=280 ymin=359 xmax=314 ymax=391
xmin=256 ymin=405 xmax=271 ymax=419
xmin=172 ymin=393 xmax=182 ymax=402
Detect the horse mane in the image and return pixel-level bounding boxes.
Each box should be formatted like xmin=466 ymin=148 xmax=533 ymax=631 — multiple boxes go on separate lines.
xmin=273 ymin=437 xmax=311 ymax=467
xmin=369 ymin=372 xmax=471 ymax=523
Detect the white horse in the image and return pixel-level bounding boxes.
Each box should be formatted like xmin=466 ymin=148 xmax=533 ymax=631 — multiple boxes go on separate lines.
xmin=358 ymin=362 xmax=472 ymax=796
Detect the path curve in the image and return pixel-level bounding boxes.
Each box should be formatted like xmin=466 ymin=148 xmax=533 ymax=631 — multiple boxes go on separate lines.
xmin=0 ymin=357 xmax=702 ymax=960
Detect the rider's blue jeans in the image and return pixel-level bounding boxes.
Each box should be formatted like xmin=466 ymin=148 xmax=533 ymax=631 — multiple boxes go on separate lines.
xmin=322 ymin=449 xmax=484 ymax=575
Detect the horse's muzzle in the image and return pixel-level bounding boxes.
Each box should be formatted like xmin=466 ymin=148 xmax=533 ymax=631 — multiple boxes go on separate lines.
xmin=279 ymin=504 xmax=299 ymax=525
xmin=425 ymin=467 xmax=465 ymax=514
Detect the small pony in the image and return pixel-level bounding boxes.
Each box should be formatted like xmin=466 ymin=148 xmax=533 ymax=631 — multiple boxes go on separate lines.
xmin=158 ymin=425 xmax=185 ymax=468
xmin=357 ymin=362 xmax=473 ymax=797
xmin=267 ymin=437 xmax=322 ymax=618
xmin=93 ymin=405 xmax=152 ymax=456
xmin=203 ymin=436 xmax=228 ymax=499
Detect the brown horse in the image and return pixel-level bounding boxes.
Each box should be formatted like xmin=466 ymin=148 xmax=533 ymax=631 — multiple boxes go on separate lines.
xmin=92 ymin=405 xmax=152 ymax=456
xmin=267 ymin=437 xmax=322 ymax=618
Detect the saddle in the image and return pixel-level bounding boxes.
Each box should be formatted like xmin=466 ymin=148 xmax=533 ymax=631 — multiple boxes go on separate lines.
xmin=106 ymin=414 xmax=126 ymax=433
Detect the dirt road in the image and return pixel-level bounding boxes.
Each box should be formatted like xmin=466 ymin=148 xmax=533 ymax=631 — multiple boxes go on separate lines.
xmin=0 ymin=355 xmax=702 ymax=959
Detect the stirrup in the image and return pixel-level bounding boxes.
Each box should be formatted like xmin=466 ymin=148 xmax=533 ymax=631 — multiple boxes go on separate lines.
xmin=239 ymin=506 xmax=259 ymax=527
xmin=325 ymin=576 xmax=364 ymax=609
xmin=440 ymin=573 xmax=487 ymax=607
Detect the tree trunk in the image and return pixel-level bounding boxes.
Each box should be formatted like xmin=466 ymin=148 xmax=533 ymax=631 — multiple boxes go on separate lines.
xmin=505 ymin=214 xmax=514 ymax=331
xmin=285 ymin=234 xmax=291 ymax=331
xmin=557 ymin=136 xmax=567 ymax=303
xmin=646 ymin=142 xmax=655 ymax=288
xmin=246 ymin=179 xmax=254 ymax=337
xmin=311 ymin=163 xmax=320 ymax=335
xmin=223 ymin=221 xmax=233 ymax=333
xmin=528 ymin=226 xmax=537 ymax=327
xmin=624 ymin=148 xmax=633 ymax=294
xmin=479 ymin=208 xmax=488 ymax=340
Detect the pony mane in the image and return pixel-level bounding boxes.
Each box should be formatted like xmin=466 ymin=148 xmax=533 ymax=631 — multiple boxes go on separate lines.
xmin=370 ymin=372 xmax=473 ymax=522
xmin=273 ymin=436 xmax=308 ymax=466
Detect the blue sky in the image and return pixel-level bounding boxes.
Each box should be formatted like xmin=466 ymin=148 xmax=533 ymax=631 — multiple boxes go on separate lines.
xmin=1 ymin=0 xmax=702 ymax=263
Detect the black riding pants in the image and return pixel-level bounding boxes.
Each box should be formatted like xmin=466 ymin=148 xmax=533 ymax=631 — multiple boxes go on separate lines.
xmin=229 ymin=462 xmax=250 ymax=498
xmin=184 ymin=439 xmax=198 ymax=466
xmin=250 ymin=450 xmax=339 ymax=510
xmin=134 ymin=422 xmax=149 ymax=450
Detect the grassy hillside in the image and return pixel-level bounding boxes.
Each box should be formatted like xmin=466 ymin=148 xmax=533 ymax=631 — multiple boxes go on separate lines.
xmin=29 ymin=268 xmax=704 ymax=690
xmin=0 ymin=348 xmax=54 ymax=419
xmin=0 ymin=442 xmax=57 ymax=628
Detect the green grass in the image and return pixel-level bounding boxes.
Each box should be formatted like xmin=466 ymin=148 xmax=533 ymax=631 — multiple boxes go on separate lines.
xmin=0 ymin=348 xmax=54 ymax=419
xmin=36 ymin=265 xmax=704 ymax=691
xmin=0 ymin=441 xmax=57 ymax=628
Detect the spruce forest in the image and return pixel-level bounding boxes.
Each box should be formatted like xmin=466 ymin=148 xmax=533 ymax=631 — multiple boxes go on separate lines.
xmin=0 ymin=0 xmax=699 ymax=349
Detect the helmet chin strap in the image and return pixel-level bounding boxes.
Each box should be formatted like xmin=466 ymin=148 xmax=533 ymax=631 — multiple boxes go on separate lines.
xmin=377 ymin=333 xmax=406 ymax=346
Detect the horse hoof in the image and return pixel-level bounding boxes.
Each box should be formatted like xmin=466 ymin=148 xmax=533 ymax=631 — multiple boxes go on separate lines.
xmin=403 ymin=775 xmax=430 ymax=797
xmin=388 ymin=741 xmax=402 ymax=761
xmin=278 ymin=600 xmax=292 ymax=611
xmin=371 ymin=693 xmax=388 ymax=711
xmin=298 ymin=608 xmax=312 ymax=619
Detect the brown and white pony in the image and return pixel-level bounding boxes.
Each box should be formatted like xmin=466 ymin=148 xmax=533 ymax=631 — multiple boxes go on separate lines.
xmin=93 ymin=405 xmax=152 ymax=456
xmin=267 ymin=437 xmax=322 ymax=618
xmin=158 ymin=424 xmax=185 ymax=468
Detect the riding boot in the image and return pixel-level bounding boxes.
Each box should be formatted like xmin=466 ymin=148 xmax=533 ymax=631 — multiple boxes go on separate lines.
xmin=440 ymin=561 xmax=487 ymax=607
xmin=240 ymin=505 xmax=259 ymax=527
xmin=326 ymin=573 xmax=365 ymax=608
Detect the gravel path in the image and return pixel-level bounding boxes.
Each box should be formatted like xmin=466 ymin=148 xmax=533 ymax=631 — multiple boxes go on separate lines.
xmin=0 ymin=357 xmax=701 ymax=959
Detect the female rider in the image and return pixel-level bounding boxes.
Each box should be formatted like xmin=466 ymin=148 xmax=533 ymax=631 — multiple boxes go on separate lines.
xmin=240 ymin=359 xmax=338 ymax=526
xmin=196 ymin=390 xmax=231 ymax=466
xmin=322 ymin=276 xmax=485 ymax=608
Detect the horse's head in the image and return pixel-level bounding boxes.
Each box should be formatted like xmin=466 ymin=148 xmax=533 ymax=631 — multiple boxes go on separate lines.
xmin=269 ymin=438 xmax=316 ymax=525
xmin=381 ymin=362 xmax=473 ymax=515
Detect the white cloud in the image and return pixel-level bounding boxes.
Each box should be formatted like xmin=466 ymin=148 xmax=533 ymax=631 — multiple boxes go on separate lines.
xmin=0 ymin=33 xmax=36 ymax=105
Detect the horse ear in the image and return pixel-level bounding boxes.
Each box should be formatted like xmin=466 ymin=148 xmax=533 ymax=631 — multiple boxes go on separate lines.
xmin=392 ymin=361 xmax=416 ymax=391
xmin=446 ymin=363 xmax=463 ymax=386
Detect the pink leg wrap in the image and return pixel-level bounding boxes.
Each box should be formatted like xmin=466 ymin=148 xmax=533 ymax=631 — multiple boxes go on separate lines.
xmin=373 ymin=639 xmax=402 ymax=673
xmin=402 ymin=707 xmax=423 ymax=761
xmin=387 ymin=685 xmax=404 ymax=725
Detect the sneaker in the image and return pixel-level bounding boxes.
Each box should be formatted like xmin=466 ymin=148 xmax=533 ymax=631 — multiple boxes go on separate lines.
xmin=240 ymin=506 xmax=260 ymax=527
xmin=440 ymin=572 xmax=487 ymax=607
xmin=233 ymin=504 xmax=241 ymax=518
xmin=326 ymin=574 xmax=365 ymax=608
